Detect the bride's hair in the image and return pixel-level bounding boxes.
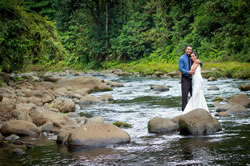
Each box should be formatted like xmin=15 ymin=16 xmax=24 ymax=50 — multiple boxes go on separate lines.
xmin=192 ymin=52 xmax=198 ymax=57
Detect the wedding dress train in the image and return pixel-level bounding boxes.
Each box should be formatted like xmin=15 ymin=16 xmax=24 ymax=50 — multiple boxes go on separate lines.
xmin=183 ymin=65 xmax=209 ymax=114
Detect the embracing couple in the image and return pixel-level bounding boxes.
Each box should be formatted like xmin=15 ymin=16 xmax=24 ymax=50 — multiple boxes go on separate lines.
xmin=179 ymin=45 xmax=209 ymax=114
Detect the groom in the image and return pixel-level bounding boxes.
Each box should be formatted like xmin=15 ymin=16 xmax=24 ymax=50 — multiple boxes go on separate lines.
xmin=179 ymin=45 xmax=195 ymax=111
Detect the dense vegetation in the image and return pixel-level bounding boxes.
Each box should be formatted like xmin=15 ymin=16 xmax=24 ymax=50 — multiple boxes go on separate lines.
xmin=0 ymin=0 xmax=249 ymax=73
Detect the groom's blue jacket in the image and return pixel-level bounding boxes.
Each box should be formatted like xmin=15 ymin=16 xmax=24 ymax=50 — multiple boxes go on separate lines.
xmin=179 ymin=53 xmax=191 ymax=78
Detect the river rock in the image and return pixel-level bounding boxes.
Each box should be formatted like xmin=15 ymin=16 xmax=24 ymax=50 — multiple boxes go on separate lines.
xmin=208 ymin=85 xmax=219 ymax=90
xmin=99 ymin=94 xmax=113 ymax=101
xmin=67 ymin=112 xmax=80 ymax=118
xmin=52 ymin=97 xmax=75 ymax=113
xmin=239 ymin=84 xmax=250 ymax=91
xmin=0 ymin=103 xmax=15 ymax=122
xmin=39 ymin=122 xmax=54 ymax=132
xmin=174 ymin=109 xmax=221 ymax=135
xmin=15 ymin=103 xmax=36 ymax=113
xmin=56 ymin=126 xmax=79 ymax=144
xmin=16 ymin=96 xmax=28 ymax=103
xmin=167 ymin=70 xmax=180 ymax=78
xmin=208 ymin=77 xmax=217 ymax=81
xmin=79 ymin=95 xmax=101 ymax=105
xmin=27 ymin=96 xmax=42 ymax=106
xmin=87 ymin=116 xmax=104 ymax=124
xmin=67 ymin=123 xmax=130 ymax=146
xmin=104 ymin=80 xmax=124 ymax=87
xmin=216 ymin=103 xmax=246 ymax=113
xmin=148 ymin=117 xmax=178 ymax=134
xmin=19 ymin=72 xmax=40 ymax=81
xmin=42 ymin=73 xmax=61 ymax=83
xmin=212 ymin=96 xmax=224 ymax=102
xmin=13 ymin=148 xmax=25 ymax=155
xmin=228 ymin=93 xmax=250 ymax=107
xmin=112 ymin=69 xmax=130 ymax=76
xmin=154 ymin=71 xmax=164 ymax=77
xmin=0 ymin=87 xmax=16 ymax=98
xmin=29 ymin=107 xmax=78 ymax=128
xmin=150 ymin=85 xmax=169 ymax=92
xmin=12 ymin=109 xmax=33 ymax=123
xmin=0 ymin=120 xmax=40 ymax=136
xmin=215 ymin=112 xmax=231 ymax=117
xmin=34 ymin=81 xmax=54 ymax=90
xmin=41 ymin=94 xmax=54 ymax=104
xmin=4 ymin=134 xmax=20 ymax=141
xmin=54 ymin=77 xmax=112 ymax=93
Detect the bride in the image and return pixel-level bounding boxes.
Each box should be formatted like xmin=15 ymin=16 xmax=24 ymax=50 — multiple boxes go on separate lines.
xmin=183 ymin=52 xmax=209 ymax=114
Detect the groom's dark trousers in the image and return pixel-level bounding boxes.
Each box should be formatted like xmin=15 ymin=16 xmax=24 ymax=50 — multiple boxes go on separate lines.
xmin=179 ymin=53 xmax=193 ymax=111
xmin=181 ymin=76 xmax=192 ymax=111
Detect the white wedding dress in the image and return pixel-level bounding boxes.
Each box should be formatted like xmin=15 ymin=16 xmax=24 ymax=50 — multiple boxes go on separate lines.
xmin=183 ymin=65 xmax=209 ymax=114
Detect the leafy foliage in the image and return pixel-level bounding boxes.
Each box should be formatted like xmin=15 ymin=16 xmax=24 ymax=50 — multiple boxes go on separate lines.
xmin=0 ymin=0 xmax=65 ymax=72
xmin=0 ymin=0 xmax=249 ymax=73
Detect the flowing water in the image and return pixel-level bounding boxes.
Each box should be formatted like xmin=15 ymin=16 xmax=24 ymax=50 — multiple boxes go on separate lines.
xmin=0 ymin=73 xmax=250 ymax=166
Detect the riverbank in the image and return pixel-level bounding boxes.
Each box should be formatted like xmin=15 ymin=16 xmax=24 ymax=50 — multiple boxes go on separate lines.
xmin=21 ymin=61 xmax=250 ymax=79
xmin=103 ymin=61 xmax=250 ymax=79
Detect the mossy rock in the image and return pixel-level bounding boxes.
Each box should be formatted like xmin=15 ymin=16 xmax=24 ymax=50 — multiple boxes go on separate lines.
xmin=212 ymin=96 xmax=224 ymax=102
xmin=113 ymin=121 xmax=132 ymax=128
xmin=78 ymin=112 xmax=93 ymax=118
xmin=89 ymin=87 xmax=113 ymax=93
xmin=14 ymin=76 xmax=26 ymax=82
xmin=147 ymin=121 xmax=151 ymax=131
xmin=178 ymin=119 xmax=191 ymax=135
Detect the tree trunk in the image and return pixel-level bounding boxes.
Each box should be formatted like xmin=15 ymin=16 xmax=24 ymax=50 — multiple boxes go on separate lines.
xmin=105 ymin=0 xmax=109 ymax=57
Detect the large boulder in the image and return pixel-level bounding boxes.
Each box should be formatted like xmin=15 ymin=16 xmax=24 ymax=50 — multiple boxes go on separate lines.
xmin=228 ymin=93 xmax=250 ymax=108
xmin=29 ymin=107 xmax=78 ymax=128
xmin=54 ymin=77 xmax=112 ymax=93
xmin=29 ymin=107 xmax=50 ymax=126
xmin=67 ymin=123 xmax=130 ymax=146
xmin=239 ymin=84 xmax=250 ymax=91
xmin=0 ymin=120 xmax=40 ymax=136
xmin=174 ymin=109 xmax=221 ymax=135
xmin=216 ymin=103 xmax=247 ymax=114
xmin=148 ymin=117 xmax=178 ymax=134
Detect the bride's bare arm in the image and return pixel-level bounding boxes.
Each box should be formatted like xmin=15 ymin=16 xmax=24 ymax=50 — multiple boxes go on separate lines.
xmin=191 ymin=60 xmax=200 ymax=72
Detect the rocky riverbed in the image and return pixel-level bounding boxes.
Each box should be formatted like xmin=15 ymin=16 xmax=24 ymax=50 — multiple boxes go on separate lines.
xmin=0 ymin=70 xmax=249 ymax=165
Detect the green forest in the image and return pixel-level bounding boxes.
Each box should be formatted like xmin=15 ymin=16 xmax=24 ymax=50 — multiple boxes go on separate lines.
xmin=0 ymin=0 xmax=249 ymax=74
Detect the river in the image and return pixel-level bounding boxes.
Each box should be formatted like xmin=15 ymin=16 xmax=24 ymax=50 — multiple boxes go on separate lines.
xmin=0 ymin=73 xmax=249 ymax=166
